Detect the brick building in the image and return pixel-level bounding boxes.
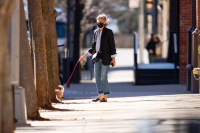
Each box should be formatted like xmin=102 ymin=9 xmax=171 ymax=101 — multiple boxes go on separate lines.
xmin=179 ymin=0 xmax=192 ymax=84
xmin=182 ymin=0 xmax=200 ymax=93
xmin=179 ymin=0 xmax=200 ymax=93
xmin=144 ymin=0 xmax=200 ymax=93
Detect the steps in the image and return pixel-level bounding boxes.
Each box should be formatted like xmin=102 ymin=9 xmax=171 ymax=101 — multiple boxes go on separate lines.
xmin=135 ymin=68 xmax=179 ymax=85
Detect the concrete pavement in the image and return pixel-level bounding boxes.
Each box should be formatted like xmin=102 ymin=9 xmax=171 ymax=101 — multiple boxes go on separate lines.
xmin=15 ymin=93 xmax=200 ymax=133
xmin=15 ymin=49 xmax=200 ymax=133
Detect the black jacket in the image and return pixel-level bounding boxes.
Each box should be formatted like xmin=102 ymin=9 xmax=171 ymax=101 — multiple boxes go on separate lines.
xmin=88 ymin=27 xmax=117 ymax=65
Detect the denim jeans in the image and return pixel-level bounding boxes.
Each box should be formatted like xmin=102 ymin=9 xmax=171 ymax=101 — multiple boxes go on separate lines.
xmin=94 ymin=60 xmax=110 ymax=95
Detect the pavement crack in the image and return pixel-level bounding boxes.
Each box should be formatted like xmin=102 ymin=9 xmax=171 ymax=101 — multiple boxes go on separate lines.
xmin=82 ymin=119 xmax=87 ymax=133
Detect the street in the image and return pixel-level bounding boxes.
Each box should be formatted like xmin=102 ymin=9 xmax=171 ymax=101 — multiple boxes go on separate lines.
xmin=15 ymin=49 xmax=200 ymax=133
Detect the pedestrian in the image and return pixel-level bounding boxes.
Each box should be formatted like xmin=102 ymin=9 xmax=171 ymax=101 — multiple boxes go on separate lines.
xmin=79 ymin=14 xmax=117 ymax=102
xmin=146 ymin=33 xmax=160 ymax=56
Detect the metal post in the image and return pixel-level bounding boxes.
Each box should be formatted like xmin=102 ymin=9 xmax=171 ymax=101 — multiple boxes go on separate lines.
xmin=173 ymin=33 xmax=178 ymax=83
xmin=186 ymin=26 xmax=193 ymax=91
xmin=197 ymin=0 xmax=200 ymax=93
xmin=139 ymin=0 xmax=145 ymax=63
xmin=72 ymin=0 xmax=81 ymax=83
xmin=192 ymin=29 xmax=199 ymax=93
xmin=187 ymin=0 xmax=196 ymax=92
xmin=134 ymin=32 xmax=138 ymax=84
xmin=186 ymin=0 xmax=196 ymax=90
xmin=63 ymin=0 xmax=71 ymax=87
xmin=152 ymin=0 xmax=157 ymax=34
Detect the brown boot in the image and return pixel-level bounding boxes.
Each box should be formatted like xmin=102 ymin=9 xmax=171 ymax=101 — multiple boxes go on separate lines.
xmin=92 ymin=97 xmax=101 ymax=102
xmin=99 ymin=98 xmax=107 ymax=102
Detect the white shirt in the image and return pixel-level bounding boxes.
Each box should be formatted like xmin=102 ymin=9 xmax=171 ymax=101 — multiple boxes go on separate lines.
xmin=96 ymin=29 xmax=102 ymax=53
xmin=87 ymin=29 xmax=117 ymax=58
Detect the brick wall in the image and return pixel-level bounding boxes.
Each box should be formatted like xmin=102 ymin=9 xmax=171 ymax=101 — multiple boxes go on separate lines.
xmin=179 ymin=0 xmax=192 ymax=84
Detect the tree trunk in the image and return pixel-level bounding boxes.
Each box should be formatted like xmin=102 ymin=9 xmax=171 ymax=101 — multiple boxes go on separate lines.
xmin=0 ymin=0 xmax=15 ymax=132
xmin=49 ymin=0 xmax=60 ymax=101
xmin=41 ymin=0 xmax=57 ymax=102
xmin=19 ymin=0 xmax=40 ymax=118
xmin=26 ymin=0 xmax=51 ymax=108
xmin=1 ymin=44 xmax=14 ymax=133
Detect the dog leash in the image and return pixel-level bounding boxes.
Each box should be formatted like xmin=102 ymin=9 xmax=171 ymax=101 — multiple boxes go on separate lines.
xmin=63 ymin=60 xmax=80 ymax=87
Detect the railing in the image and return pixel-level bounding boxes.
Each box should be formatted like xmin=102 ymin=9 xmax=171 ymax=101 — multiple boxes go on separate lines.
xmin=133 ymin=32 xmax=179 ymax=84
xmin=173 ymin=33 xmax=178 ymax=83
xmin=133 ymin=32 xmax=138 ymax=69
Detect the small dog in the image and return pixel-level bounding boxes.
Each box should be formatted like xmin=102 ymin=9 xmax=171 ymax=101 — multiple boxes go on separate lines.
xmin=55 ymin=85 xmax=64 ymax=102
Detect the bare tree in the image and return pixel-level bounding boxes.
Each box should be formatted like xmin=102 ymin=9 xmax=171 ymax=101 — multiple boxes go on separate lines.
xmin=55 ymin=0 xmax=67 ymax=9
xmin=88 ymin=0 xmax=139 ymax=34
xmin=20 ymin=0 xmax=40 ymax=118
xmin=41 ymin=0 xmax=59 ymax=102
xmin=49 ymin=0 xmax=60 ymax=100
xmin=26 ymin=0 xmax=51 ymax=108
xmin=0 ymin=0 xmax=15 ymax=132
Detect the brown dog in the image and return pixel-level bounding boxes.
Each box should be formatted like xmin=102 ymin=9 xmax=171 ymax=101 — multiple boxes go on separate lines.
xmin=55 ymin=85 xmax=64 ymax=102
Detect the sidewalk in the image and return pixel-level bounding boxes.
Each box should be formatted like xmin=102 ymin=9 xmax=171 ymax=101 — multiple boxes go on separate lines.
xmin=15 ymin=49 xmax=200 ymax=133
xmin=15 ymin=92 xmax=200 ymax=133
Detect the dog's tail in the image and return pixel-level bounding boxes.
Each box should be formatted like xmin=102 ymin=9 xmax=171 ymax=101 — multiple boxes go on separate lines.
xmin=58 ymin=85 xmax=64 ymax=92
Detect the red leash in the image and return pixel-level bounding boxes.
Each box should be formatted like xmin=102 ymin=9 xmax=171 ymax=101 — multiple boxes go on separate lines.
xmin=63 ymin=60 xmax=80 ymax=87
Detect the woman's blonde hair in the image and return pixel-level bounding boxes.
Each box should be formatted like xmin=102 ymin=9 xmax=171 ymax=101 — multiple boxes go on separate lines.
xmin=96 ymin=14 xmax=108 ymax=27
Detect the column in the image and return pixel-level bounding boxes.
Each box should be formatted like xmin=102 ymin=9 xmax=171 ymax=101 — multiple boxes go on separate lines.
xmin=11 ymin=0 xmax=20 ymax=85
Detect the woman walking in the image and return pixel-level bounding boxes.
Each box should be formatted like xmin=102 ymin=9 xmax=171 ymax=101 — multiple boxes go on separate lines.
xmin=79 ymin=14 xmax=117 ymax=102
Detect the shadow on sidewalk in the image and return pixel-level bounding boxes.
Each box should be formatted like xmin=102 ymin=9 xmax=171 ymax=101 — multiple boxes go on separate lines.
xmin=109 ymin=66 xmax=133 ymax=71
xmin=63 ymin=81 xmax=190 ymax=99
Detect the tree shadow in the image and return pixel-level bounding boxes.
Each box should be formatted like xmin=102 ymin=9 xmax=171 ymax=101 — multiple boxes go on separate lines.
xmin=39 ymin=105 xmax=83 ymax=112
xmin=27 ymin=116 xmax=59 ymax=121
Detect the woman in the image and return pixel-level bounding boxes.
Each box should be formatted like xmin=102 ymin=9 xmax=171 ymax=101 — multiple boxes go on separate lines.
xmin=79 ymin=14 xmax=117 ymax=102
xmin=146 ymin=33 xmax=160 ymax=56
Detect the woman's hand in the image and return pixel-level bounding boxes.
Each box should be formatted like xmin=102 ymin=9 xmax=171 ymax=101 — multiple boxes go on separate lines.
xmin=110 ymin=57 xmax=116 ymax=67
xmin=79 ymin=53 xmax=88 ymax=61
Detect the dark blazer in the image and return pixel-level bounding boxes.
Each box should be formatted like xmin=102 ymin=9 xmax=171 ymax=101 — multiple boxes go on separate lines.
xmin=88 ymin=27 xmax=117 ymax=65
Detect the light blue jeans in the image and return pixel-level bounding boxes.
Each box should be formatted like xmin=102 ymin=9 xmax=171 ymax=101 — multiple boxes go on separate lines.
xmin=94 ymin=61 xmax=110 ymax=95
